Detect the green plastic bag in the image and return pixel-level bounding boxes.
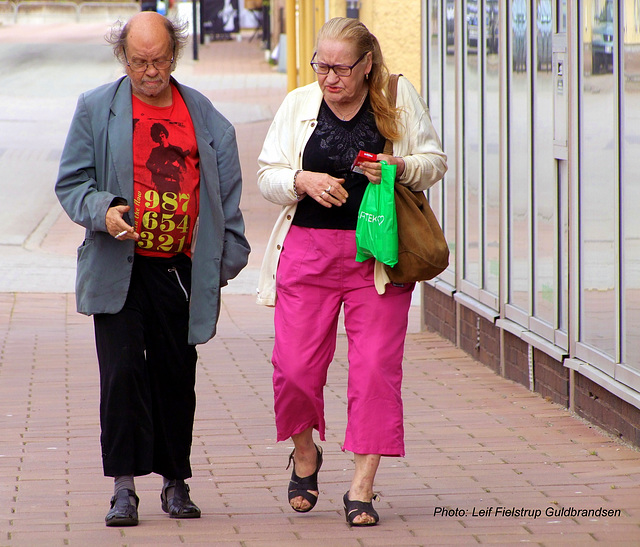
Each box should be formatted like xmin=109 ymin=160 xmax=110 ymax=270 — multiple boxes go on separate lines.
xmin=355 ymin=161 xmax=398 ymax=267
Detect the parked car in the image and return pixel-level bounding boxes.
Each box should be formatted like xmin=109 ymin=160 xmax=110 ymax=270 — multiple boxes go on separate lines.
xmin=591 ymin=0 xmax=614 ymax=74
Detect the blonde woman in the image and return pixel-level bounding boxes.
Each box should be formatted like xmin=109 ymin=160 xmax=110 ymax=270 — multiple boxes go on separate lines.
xmin=257 ymin=17 xmax=446 ymax=526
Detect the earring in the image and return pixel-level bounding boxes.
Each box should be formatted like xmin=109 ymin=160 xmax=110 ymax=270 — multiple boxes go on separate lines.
xmin=365 ymin=73 xmax=369 ymax=80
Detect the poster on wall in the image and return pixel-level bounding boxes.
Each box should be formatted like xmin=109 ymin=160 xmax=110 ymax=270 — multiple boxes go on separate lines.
xmin=201 ymin=0 xmax=239 ymax=41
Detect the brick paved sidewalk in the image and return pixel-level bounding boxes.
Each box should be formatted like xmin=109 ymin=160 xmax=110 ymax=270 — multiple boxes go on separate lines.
xmin=2 ymin=292 xmax=640 ymax=546
xmin=1 ymin=24 xmax=640 ymax=547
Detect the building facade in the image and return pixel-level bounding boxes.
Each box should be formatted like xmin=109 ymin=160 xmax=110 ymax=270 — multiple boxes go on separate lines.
xmin=272 ymin=0 xmax=640 ymax=447
xmin=269 ymin=0 xmax=423 ymax=88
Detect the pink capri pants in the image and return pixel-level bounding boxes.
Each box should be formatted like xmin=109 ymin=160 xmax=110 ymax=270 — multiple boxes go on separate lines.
xmin=273 ymin=225 xmax=414 ymax=456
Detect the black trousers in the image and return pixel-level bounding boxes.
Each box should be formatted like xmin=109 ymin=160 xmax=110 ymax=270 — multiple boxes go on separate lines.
xmin=94 ymin=253 xmax=197 ymax=479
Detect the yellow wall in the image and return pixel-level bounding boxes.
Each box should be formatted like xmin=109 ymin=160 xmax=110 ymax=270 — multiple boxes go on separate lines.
xmin=584 ymin=1 xmax=640 ymax=45
xmin=326 ymin=0 xmax=423 ymax=92
xmin=624 ymin=0 xmax=640 ymax=45
xmin=328 ymin=0 xmax=342 ymax=24
xmin=290 ymin=0 xmax=422 ymax=91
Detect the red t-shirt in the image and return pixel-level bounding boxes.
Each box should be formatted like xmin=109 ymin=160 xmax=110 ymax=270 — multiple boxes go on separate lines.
xmin=132 ymin=85 xmax=200 ymax=257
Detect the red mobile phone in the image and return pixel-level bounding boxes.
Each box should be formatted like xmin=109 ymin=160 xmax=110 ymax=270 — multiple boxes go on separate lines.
xmin=351 ymin=150 xmax=377 ymax=174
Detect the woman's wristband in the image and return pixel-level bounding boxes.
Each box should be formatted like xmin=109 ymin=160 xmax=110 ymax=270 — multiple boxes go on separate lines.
xmin=292 ymin=169 xmax=303 ymax=200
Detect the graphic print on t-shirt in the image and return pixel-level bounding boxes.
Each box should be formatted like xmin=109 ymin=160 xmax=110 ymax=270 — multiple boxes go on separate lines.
xmin=132 ymin=88 xmax=200 ymax=257
xmin=146 ymin=122 xmax=190 ymax=194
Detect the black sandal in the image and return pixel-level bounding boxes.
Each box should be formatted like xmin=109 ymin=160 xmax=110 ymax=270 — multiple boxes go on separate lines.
xmin=343 ymin=491 xmax=380 ymax=526
xmin=287 ymin=444 xmax=323 ymax=513
xmin=160 ymin=479 xmax=201 ymax=519
xmin=105 ymin=489 xmax=139 ymax=527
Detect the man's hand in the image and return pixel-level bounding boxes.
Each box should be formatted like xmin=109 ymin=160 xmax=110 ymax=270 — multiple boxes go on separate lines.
xmin=106 ymin=205 xmax=140 ymax=241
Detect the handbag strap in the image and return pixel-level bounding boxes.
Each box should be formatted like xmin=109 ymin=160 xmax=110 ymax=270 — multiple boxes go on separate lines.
xmin=383 ymin=74 xmax=401 ymax=155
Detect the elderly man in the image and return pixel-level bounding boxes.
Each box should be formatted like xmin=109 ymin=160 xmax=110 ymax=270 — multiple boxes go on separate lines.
xmin=55 ymin=12 xmax=250 ymax=526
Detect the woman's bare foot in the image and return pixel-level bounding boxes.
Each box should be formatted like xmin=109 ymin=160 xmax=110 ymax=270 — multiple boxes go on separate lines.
xmin=288 ymin=445 xmax=320 ymax=511
xmin=346 ymin=489 xmax=377 ymax=525
xmin=344 ymin=490 xmax=379 ymax=526
xmin=348 ymin=453 xmax=381 ymax=524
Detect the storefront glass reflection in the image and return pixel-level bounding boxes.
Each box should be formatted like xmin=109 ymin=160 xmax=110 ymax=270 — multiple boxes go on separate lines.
xmin=509 ymin=0 xmax=531 ymax=313
xmin=444 ymin=0 xmax=457 ymax=272
xmin=464 ymin=0 xmax=481 ymax=287
xmin=536 ymin=0 xmax=552 ymax=71
xmin=484 ymin=0 xmax=500 ymax=296
xmin=427 ymin=0 xmax=446 ymax=266
xmin=512 ymin=0 xmax=527 ymax=72
xmin=591 ymin=0 xmax=614 ymax=74
xmin=623 ymin=2 xmax=640 ymax=368
xmin=580 ymin=0 xmax=616 ymax=357
xmin=533 ymin=0 xmax=555 ymax=326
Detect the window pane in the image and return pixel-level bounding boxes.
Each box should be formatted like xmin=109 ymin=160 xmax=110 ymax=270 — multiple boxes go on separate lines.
xmin=534 ymin=0 xmax=555 ymax=326
xmin=444 ymin=0 xmax=457 ymax=271
xmin=559 ymin=161 xmax=569 ymax=333
xmin=580 ymin=0 xmax=616 ymax=357
xmin=623 ymin=5 xmax=640 ymax=367
xmin=427 ymin=0 xmax=445 ymax=235
xmin=464 ymin=0 xmax=481 ymax=286
xmin=484 ymin=0 xmax=500 ymax=296
xmin=557 ymin=0 xmax=567 ymax=33
xmin=428 ymin=0 xmax=443 ymax=137
xmin=509 ymin=0 xmax=531 ymax=313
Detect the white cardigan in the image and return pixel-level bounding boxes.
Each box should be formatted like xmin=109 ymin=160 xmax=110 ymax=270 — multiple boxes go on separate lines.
xmin=256 ymin=76 xmax=447 ymax=306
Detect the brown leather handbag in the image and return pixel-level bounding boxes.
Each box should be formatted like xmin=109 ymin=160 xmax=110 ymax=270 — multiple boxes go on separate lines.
xmin=382 ymin=74 xmax=449 ymax=283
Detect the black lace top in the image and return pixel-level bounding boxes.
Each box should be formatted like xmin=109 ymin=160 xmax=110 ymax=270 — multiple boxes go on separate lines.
xmin=293 ymin=95 xmax=386 ymax=230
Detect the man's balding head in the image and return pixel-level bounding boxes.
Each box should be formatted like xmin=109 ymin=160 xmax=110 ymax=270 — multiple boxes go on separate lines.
xmin=106 ymin=13 xmax=188 ymax=67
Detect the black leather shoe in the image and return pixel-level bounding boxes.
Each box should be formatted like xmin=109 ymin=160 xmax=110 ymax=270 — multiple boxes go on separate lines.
xmin=105 ymin=488 xmax=139 ymax=527
xmin=161 ymin=480 xmax=201 ymax=518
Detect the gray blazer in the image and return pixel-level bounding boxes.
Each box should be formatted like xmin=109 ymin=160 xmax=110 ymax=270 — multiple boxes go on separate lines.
xmin=55 ymin=76 xmax=250 ymax=345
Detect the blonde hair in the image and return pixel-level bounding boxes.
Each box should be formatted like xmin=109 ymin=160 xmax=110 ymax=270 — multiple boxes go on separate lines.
xmin=316 ymin=17 xmax=401 ymax=141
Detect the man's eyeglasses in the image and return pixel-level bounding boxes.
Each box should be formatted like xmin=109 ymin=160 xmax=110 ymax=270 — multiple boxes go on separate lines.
xmin=310 ymin=51 xmax=368 ymax=77
xmin=124 ymin=48 xmax=174 ymax=72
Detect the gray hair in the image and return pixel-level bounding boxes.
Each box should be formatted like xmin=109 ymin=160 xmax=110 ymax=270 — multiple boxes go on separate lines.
xmin=105 ymin=16 xmax=189 ymax=67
